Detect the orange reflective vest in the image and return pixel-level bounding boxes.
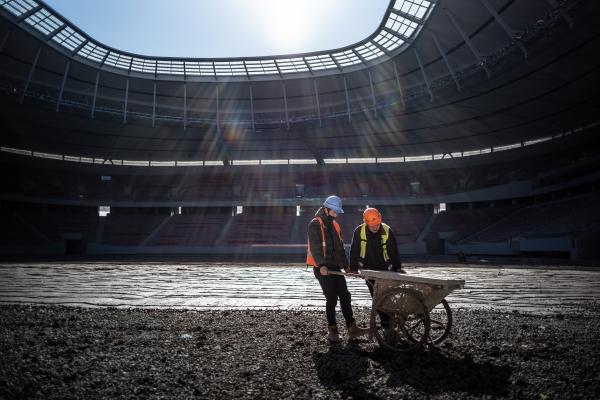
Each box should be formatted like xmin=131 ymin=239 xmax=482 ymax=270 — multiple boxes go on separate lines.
xmin=306 ymin=217 xmax=343 ymax=267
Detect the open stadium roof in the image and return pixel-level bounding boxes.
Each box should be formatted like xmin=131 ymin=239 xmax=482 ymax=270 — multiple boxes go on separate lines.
xmin=42 ymin=0 xmax=389 ymax=58
xmin=1 ymin=0 xmax=435 ymax=79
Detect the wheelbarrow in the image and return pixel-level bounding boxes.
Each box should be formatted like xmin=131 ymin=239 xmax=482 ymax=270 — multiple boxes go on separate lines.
xmin=331 ymin=269 xmax=465 ymax=352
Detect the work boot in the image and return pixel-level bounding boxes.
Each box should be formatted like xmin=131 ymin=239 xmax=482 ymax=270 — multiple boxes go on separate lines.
xmin=327 ymin=325 xmax=342 ymax=343
xmin=347 ymin=321 xmax=370 ymax=340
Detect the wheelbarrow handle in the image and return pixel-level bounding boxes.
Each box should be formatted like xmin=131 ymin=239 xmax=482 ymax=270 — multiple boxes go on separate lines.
xmin=328 ymin=270 xmax=362 ymax=278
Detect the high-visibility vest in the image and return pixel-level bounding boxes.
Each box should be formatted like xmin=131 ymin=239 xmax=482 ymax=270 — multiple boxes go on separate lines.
xmin=359 ymin=222 xmax=390 ymax=265
xmin=306 ymin=217 xmax=343 ymax=267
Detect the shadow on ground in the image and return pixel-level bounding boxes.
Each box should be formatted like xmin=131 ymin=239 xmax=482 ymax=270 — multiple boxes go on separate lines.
xmin=314 ymin=342 xmax=512 ymax=399
xmin=313 ymin=343 xmax=375 ymax=399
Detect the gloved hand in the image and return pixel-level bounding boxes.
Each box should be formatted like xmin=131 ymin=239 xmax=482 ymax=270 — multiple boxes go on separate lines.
xmin=319 ymin=265 xmax=329 ymax=276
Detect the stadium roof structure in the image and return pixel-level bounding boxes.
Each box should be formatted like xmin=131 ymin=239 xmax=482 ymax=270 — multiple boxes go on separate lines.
xmin=1 ymin=0 xmax=436 ymax=80
xmin=0 ymin=0 xmax=599 ymax=165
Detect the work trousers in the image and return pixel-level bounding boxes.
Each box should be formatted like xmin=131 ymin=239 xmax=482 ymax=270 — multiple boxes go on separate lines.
xmin=366 ymin=279 xmax=390 ymax=327
xmin=314 ymin=267 xmax=355 ymax=327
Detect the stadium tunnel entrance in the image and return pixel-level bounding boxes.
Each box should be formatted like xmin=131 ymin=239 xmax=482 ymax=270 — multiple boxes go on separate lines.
xmin=63 ymin=234 xmax=87 ymax=256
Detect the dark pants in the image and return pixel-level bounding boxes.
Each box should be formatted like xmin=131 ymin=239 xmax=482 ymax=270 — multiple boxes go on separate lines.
xmin=366 ymin=279 xmax=390 ymax=327
xmin=314 ymin=267 xmax=355 ymax=327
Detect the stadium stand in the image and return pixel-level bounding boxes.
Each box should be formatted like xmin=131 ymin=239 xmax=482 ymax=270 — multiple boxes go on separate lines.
xmin=465 ymin=192 xmax=600 ymax=243
xmin=1 ymin=0 xmax=599 ymax=259
xmin=102 ymin=213 xmax=167 ymax=246
xmin=428 ymin=205 xmax=519 ymax=243
xmin=150 ymin=213 xmax=232 ymax=247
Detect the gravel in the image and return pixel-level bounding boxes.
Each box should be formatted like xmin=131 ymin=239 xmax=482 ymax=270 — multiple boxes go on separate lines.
xmin=1 ymin=304 xmax=599 ymax=399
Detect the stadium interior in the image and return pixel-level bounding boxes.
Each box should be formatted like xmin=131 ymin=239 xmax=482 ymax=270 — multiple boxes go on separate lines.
xmin=1 ymin=0 xmax=599 ymax=260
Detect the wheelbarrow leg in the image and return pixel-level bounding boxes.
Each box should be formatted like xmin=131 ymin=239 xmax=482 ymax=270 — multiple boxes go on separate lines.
xmin=369 ymin=302 xmax=378 ymax=341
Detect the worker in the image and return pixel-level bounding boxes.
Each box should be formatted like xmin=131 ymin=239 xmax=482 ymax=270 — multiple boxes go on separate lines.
xmin=349 ymin=207 xmax=404 ymax=328
xmin=307 ymin=195 xmax=370 ymax=343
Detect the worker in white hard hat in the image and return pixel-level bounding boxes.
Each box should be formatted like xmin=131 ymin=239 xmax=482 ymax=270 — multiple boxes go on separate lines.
xmin=306 ymin=195 xmax=369 ymax=343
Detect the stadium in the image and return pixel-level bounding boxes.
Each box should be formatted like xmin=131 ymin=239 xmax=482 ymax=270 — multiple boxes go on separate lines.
xmin=0 ymin=0 xmax=599 ymax=399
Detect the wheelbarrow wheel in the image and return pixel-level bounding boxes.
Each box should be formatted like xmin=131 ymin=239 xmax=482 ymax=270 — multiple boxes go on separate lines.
xmin=373 ymin=288 xmax=430 ymax=352
xmin=428 ymin=299 xmax=453 ymax=344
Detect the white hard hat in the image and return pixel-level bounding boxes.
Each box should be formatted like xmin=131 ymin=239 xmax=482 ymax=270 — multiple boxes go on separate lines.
xmin=323 ymin=195 xmax=344 ymax=214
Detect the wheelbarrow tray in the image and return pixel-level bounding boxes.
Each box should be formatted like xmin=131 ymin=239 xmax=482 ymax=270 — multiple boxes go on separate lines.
xmin=360 ymin=270 xmax=465 ymax=315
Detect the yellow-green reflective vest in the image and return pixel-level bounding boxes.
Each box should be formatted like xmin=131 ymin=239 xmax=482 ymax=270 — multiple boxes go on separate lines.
xmin=359 ymin=222 xmax=390 ymax=264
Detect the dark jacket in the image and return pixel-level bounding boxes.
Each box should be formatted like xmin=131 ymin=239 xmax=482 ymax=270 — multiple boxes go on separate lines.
xmin=307 ymin=207 xmax=348 ymax=269
xmin=349 ymin=223 xmax=402 ymax=271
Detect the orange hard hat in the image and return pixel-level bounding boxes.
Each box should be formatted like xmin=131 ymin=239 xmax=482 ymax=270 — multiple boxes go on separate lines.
xmin=363 ymin=207 xmax=382 ymax=227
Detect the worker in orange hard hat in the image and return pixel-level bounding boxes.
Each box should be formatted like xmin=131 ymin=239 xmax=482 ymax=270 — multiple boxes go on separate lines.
xmin=349 ymin=207 xmax=404 ymax=328
xmin=350 ymin=207 xmax=404 ymax=273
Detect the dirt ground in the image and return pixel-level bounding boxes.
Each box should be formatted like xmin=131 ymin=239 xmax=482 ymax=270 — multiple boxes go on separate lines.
xmin=1 ymin=303 xmax=599 ymax=400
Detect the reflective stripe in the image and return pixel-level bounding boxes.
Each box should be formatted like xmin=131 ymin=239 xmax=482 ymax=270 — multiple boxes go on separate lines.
xmin=306 ymin=217 xmax=342 ymax=267
xmin=381 ymin=223 xmax=390 ymax=262
xmin=359 ymin=223 xmax=390 ymax=262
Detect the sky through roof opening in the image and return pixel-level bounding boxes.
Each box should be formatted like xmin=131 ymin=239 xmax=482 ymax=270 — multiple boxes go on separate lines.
xmin=45 ymin=0 xmax=389 ymax=58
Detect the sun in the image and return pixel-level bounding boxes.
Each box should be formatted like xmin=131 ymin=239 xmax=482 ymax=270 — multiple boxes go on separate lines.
xmin=261 ymin=0 xmax=311 ymax=51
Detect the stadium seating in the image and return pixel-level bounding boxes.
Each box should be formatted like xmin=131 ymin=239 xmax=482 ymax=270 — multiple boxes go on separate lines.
xmin=464 ymin=192 xmax=600 ymax=242
xmin=0 ymin=210 xmax=48 ymax=245
xmin=430 ymin=206 xmax=519 ymax=243
xmin=224 ymin=214 xmax=297 ymax=245
xmin=1 ymin=146 xmax=599 ymax=255
xmin=102 ymin=214 xmax=167 ymax=246
xmin=150 ymin=214 xmax=231 ymax=246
